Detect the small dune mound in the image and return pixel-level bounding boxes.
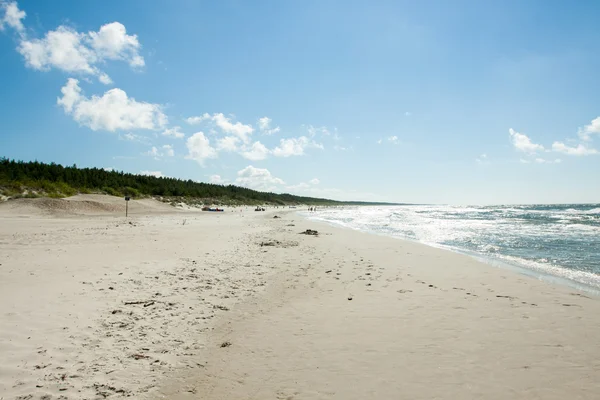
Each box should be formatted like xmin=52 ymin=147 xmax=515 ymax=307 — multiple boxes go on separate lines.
xmin=0 ymin=197 xmax=123 ymax=215
xmin=0 ymin=194 xmax=180 ymax=216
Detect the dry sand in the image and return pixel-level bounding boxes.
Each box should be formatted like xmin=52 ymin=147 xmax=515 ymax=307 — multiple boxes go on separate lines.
xmin=1 ymin=196 xmax=599 ymax=399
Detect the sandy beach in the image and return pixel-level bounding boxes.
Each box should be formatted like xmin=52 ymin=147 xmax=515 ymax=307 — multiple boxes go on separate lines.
xmin=1 ymin=196 xmax=600 ymax=400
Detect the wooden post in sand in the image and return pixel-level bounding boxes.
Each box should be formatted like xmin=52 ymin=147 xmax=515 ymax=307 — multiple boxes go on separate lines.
xmin=125 ymin=196 xmax=130 ymax=217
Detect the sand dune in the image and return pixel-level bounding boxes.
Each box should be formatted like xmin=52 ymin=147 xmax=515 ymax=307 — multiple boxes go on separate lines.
xmin=0 ymin=194 xmax=181 ymax=217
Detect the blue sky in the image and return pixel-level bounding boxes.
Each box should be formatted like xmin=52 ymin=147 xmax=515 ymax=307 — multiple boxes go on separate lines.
xmin=1 ymin=0 xmax=599 ymax=204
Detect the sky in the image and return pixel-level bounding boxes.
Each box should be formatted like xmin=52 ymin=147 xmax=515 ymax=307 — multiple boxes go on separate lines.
xmin=1 ymin=0 xmax=599 ymax=204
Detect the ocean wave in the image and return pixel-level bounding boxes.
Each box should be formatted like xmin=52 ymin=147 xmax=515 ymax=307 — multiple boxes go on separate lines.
xmin=305 ymin=204 xmax=600 ymax=290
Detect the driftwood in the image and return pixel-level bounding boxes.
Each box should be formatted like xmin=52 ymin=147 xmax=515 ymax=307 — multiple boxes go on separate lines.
xmin=124 ymin=300 xmax=155 ymax=307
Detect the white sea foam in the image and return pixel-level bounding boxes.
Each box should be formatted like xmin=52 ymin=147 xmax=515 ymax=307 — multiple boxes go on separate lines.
xmin=304 ymin=204 xmax=600 ymax=290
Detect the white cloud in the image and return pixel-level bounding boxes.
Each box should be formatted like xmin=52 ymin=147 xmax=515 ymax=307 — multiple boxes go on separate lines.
xmin=57 ymin=78 xmax=167 ymax=131
xmin=509 ymin=128 xmax=544 ymax=154
xmin=140 ymin=170 xmax=163 ymax=178
xmin=162 ymin=144 xmax=174 ymax=157
xmin=258 ymin=116 xmax=280 ymax=135
xmin=240 ymin=141 xmax=270 ymax=161
xmin=216 ymin=136 xmax=241 ymax=152
xmin=209 ymin=174 xmax=227 ymax=184
xmin=0 ymin=1 xmax=25 ymax=33
xmin=258 ymin=117 xmax=270 ymax=130
xmin=88 ymin=22 xmax=143 ymax=68
xmin=103 ymin=167 xmax=114 ymax=172
xmin=144 ymin=146 xmax=160 ymax=159
xmin=19 ymin=26 xmax=97 ymax=74
xmin=119 ymin=132 xmax=149 ymax=143
xmin=235 ymin=165 xmax=284 ymax=191
xmin=405 ymin=111 xmax=412 ymax=117
xmin=272 ymin=136 xmax=323 ymax=157
xmin=376 ymin=139 xmax=382 ymax=144
xmin=579 ymin=117 xmax=600 ymax=142
xmin=185 ymin=132 xmax=217 ymax=165
xmin=334 ymin=145 xmax=349 ymax=151
xmin=185 ymin=115 xmax=207 ymax=125
xmin=98 ymin=73 xmax=113 ymax=85
xmin=162 ymin=126 xmax=185 ymax=139
xmin=551 ymin=142 xmax=598 ymax=156
xmin=307 ymin=125 xmax=330 ymax=137
xmin=16 ymin=19 xmax=144 ymax=84
xmin=309 ymin=178 xmax=320 ymax=185
xmin=186 ymin=113 xmax=254 ymax=143
xmin=388 ymin=136 xmax=399 ymax=144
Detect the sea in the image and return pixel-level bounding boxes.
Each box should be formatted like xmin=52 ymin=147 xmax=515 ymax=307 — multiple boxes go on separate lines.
xmin=303 ymin=204 xmax=600 ymax=291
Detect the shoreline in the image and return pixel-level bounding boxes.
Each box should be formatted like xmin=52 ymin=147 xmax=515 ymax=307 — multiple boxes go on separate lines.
xmin=2 ymin=199 xmax=600 ymax=399
xmin=303 ymin=211 xmax=600 ymax=295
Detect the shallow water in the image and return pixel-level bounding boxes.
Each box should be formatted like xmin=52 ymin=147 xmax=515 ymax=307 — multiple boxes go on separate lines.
xmin=304 ymin=204 xmax=600 ymax=289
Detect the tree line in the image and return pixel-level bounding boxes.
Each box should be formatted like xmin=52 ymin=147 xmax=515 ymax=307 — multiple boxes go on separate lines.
xmin=0 ymin=157 xmax=353 ymax=205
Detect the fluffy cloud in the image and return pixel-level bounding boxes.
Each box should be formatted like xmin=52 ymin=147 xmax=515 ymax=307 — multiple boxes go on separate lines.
xmin=579 ymin=117 xmax=600 ymax=142
xmin=57 ymin=78 xmax=167 ymax=131
xmin=162 ymin=144 xmax=174 ymax=157
xmin=209 ymin=174 xmax=227 ymax=184
xmin=7 ymin=2 xmax=144 ymax=84
xmin=162 ymin=126 xmax=185 ymax=139
xmin=240 ymin=141 xmax=270 ymax=161
xmin=145 ymin=146 xmax=159 ymax=157
xmin=186 ymin=113 xmax=254 ymax=143
xmin=216 ymin=136 xmax=241 ymax=152
xmin=140 ymin=170 xmax=163 ymax=178
xmin=509 ymin=128 xmax=544 ymax=154
xmin=309 ymin=178 xmax=320 ymax=185
xmin=185 ymin=116 xmax=205 ymax=125
xmin=0 ymin=1 xmax=25 ymax=33
xmin=19 ymin=27 xmax=97 ymax=74
xmin=258 ymin=116 xmax=280 ymax=135
xmin=144 ymin=146 xmax=173 ymax=160
xmin=551 ymin=142 xmax=598 ymax=156
xmin=88 ymin=22 xmax=144 ymax=68
xmin=185 ymin=132 xmax=217 ymax=165
xmin=273 ymin=136 xmax=323 ymax=157
xmin=235 ymin=166 xmax=284 ymax=191
xmin=388 ymin=136 xmax=399 ymax=144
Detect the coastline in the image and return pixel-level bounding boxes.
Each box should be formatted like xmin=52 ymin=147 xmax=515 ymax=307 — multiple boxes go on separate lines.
xmin=302 ymin=208 xmax=600 ymax=294
xmin=2 ymin=199 xmax=600 ymax=399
